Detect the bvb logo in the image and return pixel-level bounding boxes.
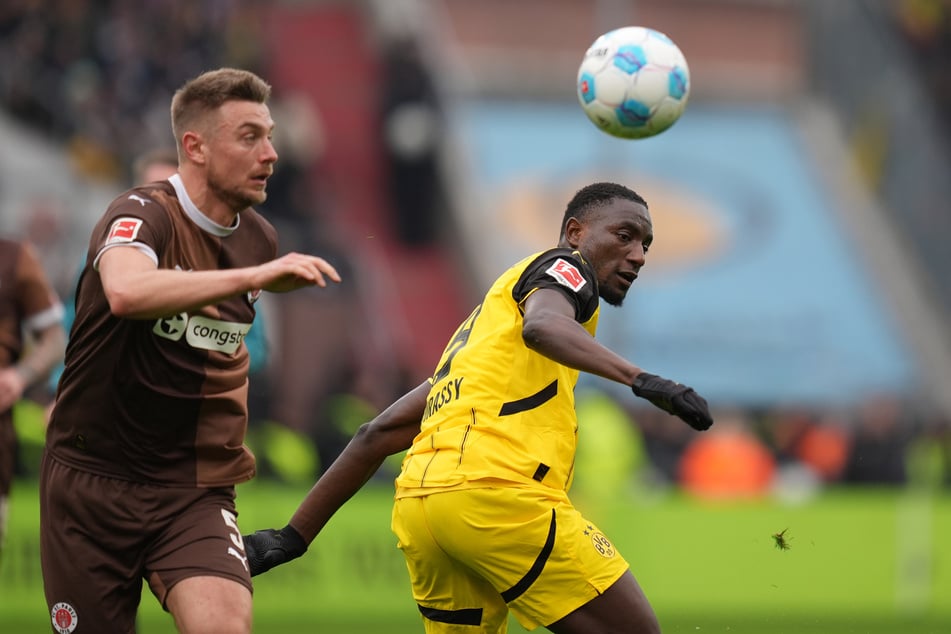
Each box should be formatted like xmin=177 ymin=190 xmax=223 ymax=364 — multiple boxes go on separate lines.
xmin=590 ymin=531 xmax=616 ymax=558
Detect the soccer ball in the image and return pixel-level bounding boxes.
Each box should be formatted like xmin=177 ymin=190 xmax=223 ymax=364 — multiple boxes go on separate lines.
xmin=577 ymin=26 xmax=690 ymax=139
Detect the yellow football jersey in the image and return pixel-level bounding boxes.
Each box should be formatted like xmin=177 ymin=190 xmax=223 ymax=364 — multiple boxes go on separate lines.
xmin=396 ymin=248 xmax=600 ymax=496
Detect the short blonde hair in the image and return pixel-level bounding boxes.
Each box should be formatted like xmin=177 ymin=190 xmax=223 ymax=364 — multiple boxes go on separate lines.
xmin=170 ymin=68 xmax=272 ymax=151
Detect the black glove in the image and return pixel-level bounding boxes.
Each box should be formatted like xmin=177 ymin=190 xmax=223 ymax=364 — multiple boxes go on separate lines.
xmin=632 ymin=372 xmax=713 ymax=431
xmin=242 ymin=524 xmax=308 ymax=577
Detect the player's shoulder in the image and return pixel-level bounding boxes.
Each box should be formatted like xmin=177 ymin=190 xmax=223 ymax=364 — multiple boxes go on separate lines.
xmin=239 ymin=207 xmax=279 ymax=254
xmin=520 ymin=247 xmax=591 ymax=279
xmin=511 ymin=246 xmax=596 ymax=304
xmin=240 ymin=206 xmax=277 ymax=235
xmin=93 ymin=183 xmax=177 ymax=246
xmin=107 ymin=180 xmax=176 ymax=216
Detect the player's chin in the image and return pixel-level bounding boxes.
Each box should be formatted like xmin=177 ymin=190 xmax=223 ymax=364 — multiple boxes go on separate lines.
xmin=599 ymin=285 xmax=628 ymax=307
xmin=241 ymin=187 xmax=268 ymax=208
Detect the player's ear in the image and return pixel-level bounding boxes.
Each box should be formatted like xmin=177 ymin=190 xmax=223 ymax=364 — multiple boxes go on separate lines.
xmin=181 ymin=131 xmax=206 ymax=165
xmin=564 ymin=217 xmax=584 ymax=248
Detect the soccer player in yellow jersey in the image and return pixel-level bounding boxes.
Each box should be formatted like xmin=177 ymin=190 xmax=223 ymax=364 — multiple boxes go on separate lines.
xmin=245 ymin=182 xmax=713 ymax=633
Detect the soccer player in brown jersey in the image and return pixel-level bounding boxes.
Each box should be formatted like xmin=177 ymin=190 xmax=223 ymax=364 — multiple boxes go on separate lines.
xmin=0 ymin=238 xmax=65 ymax=567
xmin=44 ymin=147 xmax=180 ymax=426
xmin=40 ymin=68 xmax=340 ymax=634
xmin=244 ymin=182 xmax=714 ymax=633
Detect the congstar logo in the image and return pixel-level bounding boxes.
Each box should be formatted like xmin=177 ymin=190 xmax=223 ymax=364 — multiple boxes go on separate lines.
xmin=153 ymin=313 xmax=251 ymax=354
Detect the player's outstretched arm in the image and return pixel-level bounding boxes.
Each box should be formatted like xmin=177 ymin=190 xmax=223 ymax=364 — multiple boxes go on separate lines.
xmin=522 ymin=288 xmax=713 ymax=431
xmin=100 ymin=248 xmax=341 ymax=320
xmin=243 ymin=381 xmax=430 ymax=577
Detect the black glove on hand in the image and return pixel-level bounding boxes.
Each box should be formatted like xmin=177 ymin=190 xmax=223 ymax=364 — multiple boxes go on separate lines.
xmin=242 ymin=524 xmax=308 ymax=577
xmin=632 ymin=372 xmax=714 ymax=431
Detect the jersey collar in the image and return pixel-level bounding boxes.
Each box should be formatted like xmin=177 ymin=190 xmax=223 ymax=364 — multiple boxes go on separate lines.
xmin=168 ymin=173 xmax=240 ymax=237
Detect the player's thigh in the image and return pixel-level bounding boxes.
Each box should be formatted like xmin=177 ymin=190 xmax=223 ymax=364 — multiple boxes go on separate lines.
xmin=165 ymin=575 xmax=252 ymax=634
xmin=547 ymin=570 xmax=660 ymax=634
xmin=145 ymin=486 xmax=252 ymax=611
xmin=426 ymin=488 xmax=632 ymax=631
xmin=40 ymin=454 xmax=146 ymax=633
xmin=393 ymin=496 xmax=509 ymax=633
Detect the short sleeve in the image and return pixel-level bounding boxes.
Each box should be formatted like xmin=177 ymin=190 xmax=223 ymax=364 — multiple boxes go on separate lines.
xmin=91 ymin=189 xmax=173 ymax=269
xmin=511 ymin=248 xmax=599 ymax=322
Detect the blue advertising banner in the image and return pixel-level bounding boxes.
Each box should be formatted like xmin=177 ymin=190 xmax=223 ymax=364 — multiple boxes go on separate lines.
xmin=453 ymin=101 xmax=916 ymax=406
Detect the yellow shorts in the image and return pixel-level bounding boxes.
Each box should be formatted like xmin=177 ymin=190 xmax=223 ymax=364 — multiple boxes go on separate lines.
xmin=391 ymin=486 xmax=630 ymax=632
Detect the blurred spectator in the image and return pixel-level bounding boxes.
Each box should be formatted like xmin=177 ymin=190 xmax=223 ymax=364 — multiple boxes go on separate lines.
xmin=632 ymin=403 xmax=695 ymax=485
xmin=379 ymin=35 xmax=446 ymax=246
xmin=765 ymin=406 xmax=850 ymax=483
xmin=903 ymin=410 xmax=949 ymax=488
xmin=573 ymin=388 xmax=647 ymax=504
xmin=842 ymin=394 xmax=913 ymax=484
xmin=130 ymin=146 xmax=178 ymax=184
xmin=256 ymin=91 xmax=368 ymax=471
xmin=894 ymin=0 xmax=951 ymax=141
xmin=261 ymin=92 xmax=334 ymax=255
xmin=793 ymin=413 xmax=850 ymax=482
xmin=255 ymin=90 xmax=411 ymax=474
xmin=17 ymin=196 xmax=75 ymax=298
xmin=678 ymin=410 xmax=777 ymax=499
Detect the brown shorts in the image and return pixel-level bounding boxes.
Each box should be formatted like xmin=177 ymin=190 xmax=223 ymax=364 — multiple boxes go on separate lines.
xmin=40 ymin=452 xmax=253 ymax=633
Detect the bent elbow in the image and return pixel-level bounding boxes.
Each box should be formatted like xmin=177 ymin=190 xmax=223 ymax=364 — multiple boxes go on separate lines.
xmin=353 ymin=421 xmax=388 ymax=454
xmin=352 ymin=421 xmax=373 ymax=444
xmin=521 ymin=318 xmax=546 ymax=352
xmin=103 ymin=286 xmax=137 ymax=318
xmin=357 ymin=417 xmax=417 ymax=458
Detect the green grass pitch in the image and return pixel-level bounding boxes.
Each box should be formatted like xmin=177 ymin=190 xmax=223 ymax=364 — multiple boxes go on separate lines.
xmin=2 ymin=479 xmax=950 ymax=633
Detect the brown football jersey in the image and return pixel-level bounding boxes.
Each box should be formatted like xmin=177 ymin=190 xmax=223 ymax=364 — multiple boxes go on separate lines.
xmin=46 ymin=175 xmax=277 ymax=486
xmin=0 ymin=238 xmax=64 ymax=495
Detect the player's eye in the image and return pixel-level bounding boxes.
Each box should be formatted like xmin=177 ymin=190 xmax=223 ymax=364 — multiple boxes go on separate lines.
xmin=642 ymin=241 xmax=651 ymax=254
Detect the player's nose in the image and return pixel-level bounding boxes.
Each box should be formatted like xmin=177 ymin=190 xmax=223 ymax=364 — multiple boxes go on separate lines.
xmin=261 ymin=138 xmax=278 ymax=164
xmin=628 ymin=242 xmax=647 ymax=266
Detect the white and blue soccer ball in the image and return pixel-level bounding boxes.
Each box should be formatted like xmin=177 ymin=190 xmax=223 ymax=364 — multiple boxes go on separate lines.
xmin=577 ymin=26 xmax=690 ymax=140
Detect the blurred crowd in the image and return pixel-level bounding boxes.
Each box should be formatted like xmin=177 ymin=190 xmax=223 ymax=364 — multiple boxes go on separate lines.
xmin=2 ymin=1 xmax=950 ymax=496
xmin=485 ymin=385 xmax=951 ymax=506
xmin=0 ymin=0 xmax=268 ymax=183
xmin=622 ymin=395 xmax=951 ymax=500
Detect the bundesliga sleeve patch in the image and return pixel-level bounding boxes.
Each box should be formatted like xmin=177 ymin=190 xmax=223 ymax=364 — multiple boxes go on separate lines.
xmin=545 ymin=258 xmax=587 ymax=292
xmin=106 ymin=217 xmax=144 ymax=245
